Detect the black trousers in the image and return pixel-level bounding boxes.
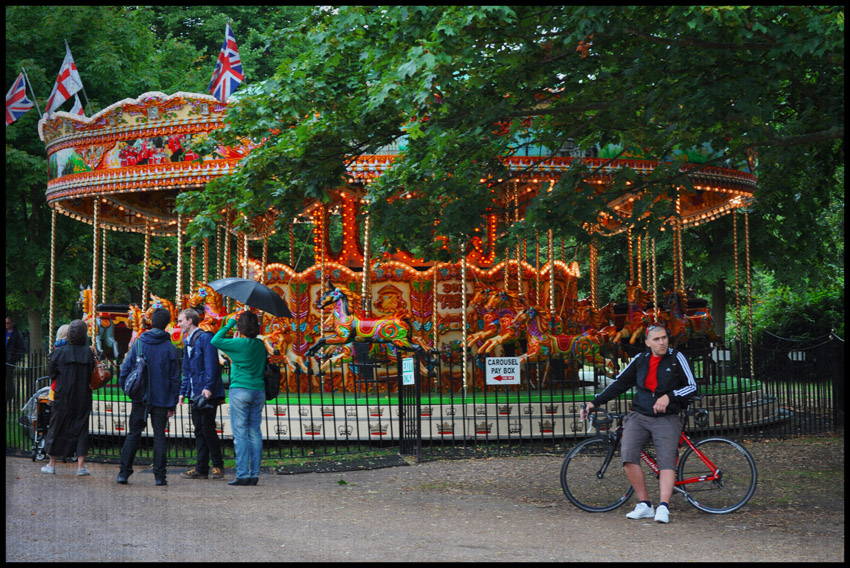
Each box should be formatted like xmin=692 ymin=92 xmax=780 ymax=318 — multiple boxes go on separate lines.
xmin=191 ymin=404 xmax=223 ymax=474
xmin=119 ymin=403 xmax=170 ymax=481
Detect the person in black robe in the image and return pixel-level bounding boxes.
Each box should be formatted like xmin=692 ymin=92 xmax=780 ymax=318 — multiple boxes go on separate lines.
xmin=41 ymin=319 xmax=94 ymax=476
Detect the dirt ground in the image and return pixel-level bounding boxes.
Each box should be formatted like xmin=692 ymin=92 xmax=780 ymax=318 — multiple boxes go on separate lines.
xmin=5 ymin=433 xmax=843 ymax=562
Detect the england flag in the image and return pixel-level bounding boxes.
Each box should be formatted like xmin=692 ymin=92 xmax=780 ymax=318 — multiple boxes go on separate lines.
xmin=209 ymin=22 xmax=244 ymax=103
xmin=5 ymin=72 xmax=34 ymax=126
xmin=45 ymin=45 xmax=83 ymax=115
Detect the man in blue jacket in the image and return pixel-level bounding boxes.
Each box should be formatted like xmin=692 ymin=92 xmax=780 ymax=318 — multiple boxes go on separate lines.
xmin=176 ymin=308 xmax=226 ymax=480
xmin=581 ymin=324 xmax=697 ymax=523
xmin=116 ymin=308 xmax=180 ymax=486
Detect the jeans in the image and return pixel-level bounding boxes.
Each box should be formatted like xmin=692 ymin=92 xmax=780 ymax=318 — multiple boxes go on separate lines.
xmin=228 ymin=388 xmax=264 ymax=479
xmin=191 ymin=405 xmax=223 ymax=474
xmin=119 ymin=403 xmax=170 ymax=481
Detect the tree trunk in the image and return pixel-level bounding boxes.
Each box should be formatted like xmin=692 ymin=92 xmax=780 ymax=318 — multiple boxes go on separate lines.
xmin=710 ymin=279 xmax=727 ymax=341
xmin=27 ymin=309 xmax=43 ymax=352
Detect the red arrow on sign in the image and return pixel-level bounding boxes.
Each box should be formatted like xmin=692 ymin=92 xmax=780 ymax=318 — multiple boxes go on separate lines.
xmin=492 ymin=375 xmax=514 ymax=382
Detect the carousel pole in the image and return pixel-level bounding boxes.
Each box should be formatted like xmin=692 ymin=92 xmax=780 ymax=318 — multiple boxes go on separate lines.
xmin=627 ymin=227 xmax=634 ymax=284
xmin=460 ymin=239 xmax=469 ymax=395
xmin=142 ymin=220 xmax=151 ymax=311
xmin=651 ymin=237 xmax=659 ymax=322
xmin=91 ymin=200 xmax=99 ymax=344
xmin=216 ymin=225 xmax=222 ymax=280
xmin=548 ymin=229 xmax=555 ymax=329
xmin=176 ymin=213 xmax=183 ymax=309
xmin=203 ymin=237 xmax=210 ymax=283
xmin=744 ymin=209 xmax=755 ymax=381
xmin=361 ymin=212 xmax=371 ymax=315
xmin=514 ymin=185 xmax=523 ymax=299
xmin=101 ymin=225 xmax=108 ymax=302
xmin=589 ymin=239 xmax=599 ymax=310
xmin=636 ymin=231 xmax=642 ymax=290
xmin=242 ymin=232 xmax=249 ymax=279
xmin=289 ymin=222 xmax=295 ymax=267
xmin=432 ymin=263 xmax=439 ymax=350
xmin=190 ymin=246 xmax=197 ymax=292
xmin=49 ymin=209 xmax=56 ymax=351
xmin=733 ymin=212 xmax=743 ymax=341
xmin=262 ymin=233 xmax=269 ymax=283
xmin=535 ymin=230 xmax=540 ymax=307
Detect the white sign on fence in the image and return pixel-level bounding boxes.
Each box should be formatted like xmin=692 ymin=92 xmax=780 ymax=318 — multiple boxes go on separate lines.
xmin=485 ymin=357 xmax=520 ymax=386
xmin=402 ymin=357 xmax=415 ymax=386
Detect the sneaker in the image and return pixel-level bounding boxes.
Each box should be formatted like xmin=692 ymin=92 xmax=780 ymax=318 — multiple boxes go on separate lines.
xmin=179 ymin=469 xmax=208 ymax=479
xmin=77 ymin=467 xmax=91 ymax=476
xmin=654 ymin=505 xmax=670 ymax=523
xmin=210 ymin=467 xmax=225 ymax=479
xmin=116 ymin=474 xmax=129 ymax=485
xmin=625 ymin=502 xmax=655 ymax=519
xmin=40 ymin=464 xmax=55 ymax=474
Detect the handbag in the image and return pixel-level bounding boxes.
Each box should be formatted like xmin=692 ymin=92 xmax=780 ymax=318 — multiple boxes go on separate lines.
xmin=121 ymin=340 xmax=148 ymax=401
xmin=191 ymin=393 xmax=221 ymax=411
xmin=90 ymin=346 xmax=112 ymax=390
xmin=263 ymin=356 xmax=281 ymax=401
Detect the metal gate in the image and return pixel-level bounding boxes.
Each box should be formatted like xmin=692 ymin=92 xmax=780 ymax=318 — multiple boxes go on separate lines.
xmin=398 ymin=351 xmax=423 ymax=460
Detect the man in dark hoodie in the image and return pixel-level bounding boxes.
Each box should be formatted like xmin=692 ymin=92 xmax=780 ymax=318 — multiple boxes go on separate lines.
xmin=116 ymin=308 xmax=180 ymax=486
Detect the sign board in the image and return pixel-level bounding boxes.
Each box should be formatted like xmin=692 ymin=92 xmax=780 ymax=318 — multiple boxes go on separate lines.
xmin=485 ymin=357 xmax=520 ymax=386
xmin=402 ymin=357 xmax=415 ymax=386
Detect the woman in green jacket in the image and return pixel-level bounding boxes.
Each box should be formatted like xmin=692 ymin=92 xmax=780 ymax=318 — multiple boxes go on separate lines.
xmin=212 ymin=311 xmax=267 ymax=486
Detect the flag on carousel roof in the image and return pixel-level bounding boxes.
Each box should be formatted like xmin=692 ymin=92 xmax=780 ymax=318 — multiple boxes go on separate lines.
xmin=45 ymin=44 xmax=83 ymax=115
xmin=209 ymin=22 xmax=244 ymax=103
xmin=6 ymin=72 xmax=35 ymax=126
xmin=69 ymin=93 xmax=85 ymax=117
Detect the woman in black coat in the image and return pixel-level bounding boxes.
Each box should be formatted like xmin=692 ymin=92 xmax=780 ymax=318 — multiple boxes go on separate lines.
xmin=41 ymin=319 xmax=94 ymax=476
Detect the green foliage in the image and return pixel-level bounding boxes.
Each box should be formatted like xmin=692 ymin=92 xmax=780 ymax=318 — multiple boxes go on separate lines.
xmin=745 ymin=273 xmax=845 ymax=339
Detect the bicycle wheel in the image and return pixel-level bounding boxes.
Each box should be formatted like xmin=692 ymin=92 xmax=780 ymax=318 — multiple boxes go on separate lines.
xmin=677 ymin=437 xmax=757 ymax=514
xmin=560 ymin=437 xmax=633 ymax=512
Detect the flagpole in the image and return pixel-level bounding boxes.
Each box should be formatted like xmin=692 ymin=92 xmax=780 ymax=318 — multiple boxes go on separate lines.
xmin=65 ymin=39 xmax=94 ymax=116
xmin=20 ymin=67 xmax=42 ymax=117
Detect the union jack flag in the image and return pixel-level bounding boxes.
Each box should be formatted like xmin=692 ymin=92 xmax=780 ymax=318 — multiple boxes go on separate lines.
xmin=5 ymin=72 xmax=34 ymax=126
xmin=45 ymin=45 xmax=83 ymax=115
xmin=209 ymin=22 xmax=244 ymax=103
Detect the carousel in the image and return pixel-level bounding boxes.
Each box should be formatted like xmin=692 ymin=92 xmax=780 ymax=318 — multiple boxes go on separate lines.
xmin=39 ymin=91 xmax=775 ymax=442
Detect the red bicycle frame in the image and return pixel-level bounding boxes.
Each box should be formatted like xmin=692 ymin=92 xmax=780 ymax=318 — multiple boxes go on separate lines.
xmin=638 ymin=432 xmax=721 ymax=487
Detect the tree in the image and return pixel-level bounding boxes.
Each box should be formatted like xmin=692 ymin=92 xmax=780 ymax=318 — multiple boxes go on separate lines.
xmin=183 ymin=6 xmax=843 ymax=338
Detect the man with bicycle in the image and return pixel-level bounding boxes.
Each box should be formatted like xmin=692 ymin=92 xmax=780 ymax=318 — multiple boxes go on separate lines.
xmin=581 ymin=324 xmax=697 ymax=523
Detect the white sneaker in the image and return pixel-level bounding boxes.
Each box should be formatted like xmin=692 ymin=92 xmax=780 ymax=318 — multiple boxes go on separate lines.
xmin=77 ymin=467 xmax=91 ymax=476
xmin=654 ymin=505 xmax=670 ymax=523
xmin=626 ymin=502 xmax=655 ymax=519
xmin=40 ymin=464 xmax=55 ymax=474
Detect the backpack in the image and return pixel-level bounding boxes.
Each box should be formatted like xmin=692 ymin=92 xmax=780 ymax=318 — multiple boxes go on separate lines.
xmin=121 ymin=340 xmax=149 ymax=401
xmin=263 ymin=356 xmax=281 ymax=401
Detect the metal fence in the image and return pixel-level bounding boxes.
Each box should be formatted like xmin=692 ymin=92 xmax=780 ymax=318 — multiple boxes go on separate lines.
xmin=5 ymin=334 xmax=843 ymax=464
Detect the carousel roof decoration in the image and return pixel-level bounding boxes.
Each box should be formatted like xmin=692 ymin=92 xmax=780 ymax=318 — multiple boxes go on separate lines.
xmin=38 ymin=91 xmax=242 ymax=237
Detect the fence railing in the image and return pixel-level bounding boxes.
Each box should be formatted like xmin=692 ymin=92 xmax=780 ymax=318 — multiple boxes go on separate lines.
xmin=5 ymin=335 xmax=843 ymax=464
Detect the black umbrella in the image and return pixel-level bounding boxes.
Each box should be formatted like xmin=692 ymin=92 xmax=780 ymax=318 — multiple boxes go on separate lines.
xmin=207 ymin=277 xmax=293 ymax=318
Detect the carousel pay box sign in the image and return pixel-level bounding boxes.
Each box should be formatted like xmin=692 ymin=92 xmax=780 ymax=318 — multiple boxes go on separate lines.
xmin=485 ymin=357 xmax=520 ymax=386
xmin=402 ymin=357 xmax=415 ymax=386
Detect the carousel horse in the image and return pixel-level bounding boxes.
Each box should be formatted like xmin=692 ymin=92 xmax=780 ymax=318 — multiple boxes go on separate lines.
xmin=510 ymin=307 xmax=616 ymax=377
xmin=126 ymin=303 xmax=146 ymax=350
xmin=187 ymin=283 xmax=233 ymax=334
xmin=465 ymin=286 xmax=501 ymax=346
xmin=142 ymin=293 xmax=184 ymax=348
xmin=476 ymin=289 xmax=529 ymax=355
xmin=613 ymin=283 xmax=653 ymax=344
xmin=673 ymin=287 xmax=719 ymax=342
xmin=658 ymin=289 xmax=691 ymax=349
xmin=304 ymin=283 xmax=433 ymax=363
xmin=78 ymin=285 xmax=119 ymax=360
xmin=261 ymin=313 xmax=310 ymax=375
xmin=575 ymin=300 xmax=627 ymax=360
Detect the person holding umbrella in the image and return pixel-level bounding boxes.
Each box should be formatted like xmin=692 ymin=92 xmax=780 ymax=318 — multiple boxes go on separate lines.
xmin=211 ymin=309 xmax=267 ymax=486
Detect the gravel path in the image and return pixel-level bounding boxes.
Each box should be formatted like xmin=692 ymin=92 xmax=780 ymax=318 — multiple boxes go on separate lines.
xmin=5 ymin=434 xmax=843 ymax=562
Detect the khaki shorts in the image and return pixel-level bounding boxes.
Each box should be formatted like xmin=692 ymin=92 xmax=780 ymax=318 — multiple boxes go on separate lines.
xmin=620 ymin=411 xmax=684 ymax=471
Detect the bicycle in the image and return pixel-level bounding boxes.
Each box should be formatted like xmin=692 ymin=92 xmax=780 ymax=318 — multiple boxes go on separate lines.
xmin=560 ymin=403 xmax=757 ymax=514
